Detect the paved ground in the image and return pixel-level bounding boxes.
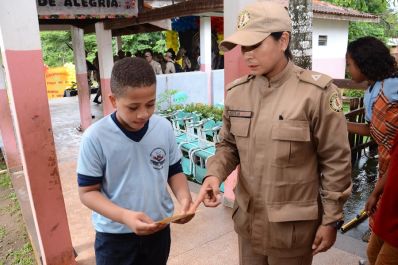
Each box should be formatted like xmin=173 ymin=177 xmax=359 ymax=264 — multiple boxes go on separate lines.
xmin=13 ymin=96 xmax=368 ymax=264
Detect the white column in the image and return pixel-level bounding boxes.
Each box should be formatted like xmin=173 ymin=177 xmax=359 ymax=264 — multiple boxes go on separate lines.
xmin=199 ymin=16 xmax=212 ymax=72
xmin=199 ymin=16 xmax=213 ymax=105
xmin=95 ymin=22 xmax=115 ymax=115
xmin=71 ymin=26 xmax=91 ymax=130
xmin=0 ymin=1 xmax=75 ymax=264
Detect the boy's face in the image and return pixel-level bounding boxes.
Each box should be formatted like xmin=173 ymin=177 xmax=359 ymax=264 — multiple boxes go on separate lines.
xmin=109 ymin=85 xmax=156 ymax=131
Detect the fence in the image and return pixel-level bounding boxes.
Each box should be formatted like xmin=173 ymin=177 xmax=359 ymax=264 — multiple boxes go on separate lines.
xmin=333 ymin=79 xmax=375 ymax=164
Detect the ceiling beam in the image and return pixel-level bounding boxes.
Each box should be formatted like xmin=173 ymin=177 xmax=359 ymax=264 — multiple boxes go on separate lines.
xmin=104 ymin=0 xmax=223 ymax=31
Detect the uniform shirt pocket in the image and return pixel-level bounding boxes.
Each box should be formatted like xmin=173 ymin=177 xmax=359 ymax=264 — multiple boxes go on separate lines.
xmin=271 ymin=120 xmax=312 ymax=167
xmin=230 ymin=116 xmax=251 ymax=137
xmin=230 ymin=116 xmax=251 ymax=162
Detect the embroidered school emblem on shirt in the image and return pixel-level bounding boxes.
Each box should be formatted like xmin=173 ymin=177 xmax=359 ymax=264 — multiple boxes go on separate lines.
xmin=150 ymin=148 xmax=166 ymax=170
xmin=237 ymin=10 xmax=250 ymax=29
xmin=329 ymin=92 xmax=343 ymax=112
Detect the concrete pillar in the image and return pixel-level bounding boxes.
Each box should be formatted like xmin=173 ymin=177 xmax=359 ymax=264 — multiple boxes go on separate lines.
xmin=0 ymin=63 xmax=21 ymax=171
xmin=95 ymin=22 xmax=115 ymax=115
xmin=0 ymin=1 xmax=76 ymax=264
xmin=222 ymin=0 xmax=254 ymax=206
xmin=115 ymin=36 xmax=123 ymax=52
xmin=71 ymin=26 xmax=91 ymax=131
xmin=199 ymin=16 xmax=213 ymax=105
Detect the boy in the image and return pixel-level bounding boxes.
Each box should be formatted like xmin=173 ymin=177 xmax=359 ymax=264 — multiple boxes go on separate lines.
xmin=77 ymin=57 xmax=194 ymax=265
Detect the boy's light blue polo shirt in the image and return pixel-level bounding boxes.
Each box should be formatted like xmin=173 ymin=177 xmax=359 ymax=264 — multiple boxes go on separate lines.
xmin=77 ymin=114 xmax=182 ymax=234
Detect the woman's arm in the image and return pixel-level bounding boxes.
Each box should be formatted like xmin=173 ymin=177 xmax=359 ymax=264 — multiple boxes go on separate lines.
xmin=365 ymin=173 xmax=388 ymax=215
xmin=347 ymin=121 xmax=370 ymax=136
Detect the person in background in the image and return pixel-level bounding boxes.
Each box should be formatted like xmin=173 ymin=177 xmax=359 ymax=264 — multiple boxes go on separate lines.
xmin=366 ymin=132 xmax=398 ymax=265
xmin=346 ymin=36 xmax=398 ymax=181
xmin=117 ymin=49 xmax=125 ymax=60
xmin=145 ymin=49 xmax=163 ymax=75
xmin=92 ymin=52 xmax=101 ymax=104
xmin=193 ymin=2 xmax=352 ymax=265
xmin=346 ymin=36 xmax=398 ymax=264
xmin=164 ymin=51 xmax=176 ymax=74
xmin=77 ymin=57 xmax=194 ymax=265
xmin=176 ymin=47 xmax=192 ymax=72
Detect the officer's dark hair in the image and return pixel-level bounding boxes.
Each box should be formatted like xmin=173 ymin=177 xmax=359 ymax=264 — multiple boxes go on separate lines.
xmin=270 ymin=32 xmax=293 ymax=60
xmin=347 ymin=36 xmax=398 ymax=81
xmin=111 ymin=57 xmax=156 ymax=97
xmin=144 ymin=49 xmax=153 ymax=56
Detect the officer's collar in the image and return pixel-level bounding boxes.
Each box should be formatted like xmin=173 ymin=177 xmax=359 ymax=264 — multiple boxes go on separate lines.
xmin=262 ymin=60 xmax=294 ymax=87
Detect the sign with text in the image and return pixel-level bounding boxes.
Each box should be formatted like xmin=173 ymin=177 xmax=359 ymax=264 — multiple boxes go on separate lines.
xmin=45 ymin=66 xmax=76 ymax=99
xmin=37 ymin=0 xmax=137 ymax=19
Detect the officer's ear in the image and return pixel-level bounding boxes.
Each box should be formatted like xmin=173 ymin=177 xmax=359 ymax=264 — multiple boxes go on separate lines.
xmin=280 ymin=32 xmax=290 ymax=53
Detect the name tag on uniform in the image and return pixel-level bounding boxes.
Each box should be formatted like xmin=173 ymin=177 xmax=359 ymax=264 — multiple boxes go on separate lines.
xmin=228 ymin=110 xmax=252 ymax=118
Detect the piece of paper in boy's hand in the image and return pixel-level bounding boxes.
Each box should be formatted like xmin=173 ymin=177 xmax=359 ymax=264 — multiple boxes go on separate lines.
xmin=155 ymin=213 xmax=195 ymax=225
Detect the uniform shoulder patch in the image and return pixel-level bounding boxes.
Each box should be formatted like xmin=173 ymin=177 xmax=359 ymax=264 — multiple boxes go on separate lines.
xmin=227 ymin=75 xmax=254 ymax=91
xmin=299 ymin=70 xmax=333 ymax=90
xmin=329 ymin=92 xmax=343 ymax=113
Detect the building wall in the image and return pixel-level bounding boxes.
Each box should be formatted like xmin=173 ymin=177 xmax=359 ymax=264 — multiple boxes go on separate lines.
xmin=156 ymin=70 xmax=224 ymax=107
xmin=312 ymin=18 xmax=349 ymax=78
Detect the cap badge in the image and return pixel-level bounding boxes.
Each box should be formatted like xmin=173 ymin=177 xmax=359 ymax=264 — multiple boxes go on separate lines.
xmin=237 ymin=10 xmax=250 ymax=30
xmin=329 ymin=92 xmax=343 ymax=112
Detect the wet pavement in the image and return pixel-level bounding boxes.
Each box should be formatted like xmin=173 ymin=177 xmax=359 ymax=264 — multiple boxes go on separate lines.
xmin=343 ymin=155 xmax=378 ymax=240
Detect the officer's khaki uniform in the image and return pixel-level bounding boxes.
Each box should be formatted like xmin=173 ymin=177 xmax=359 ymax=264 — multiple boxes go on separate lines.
xmin=206 ymin=61 xmax=352 ymax=260
xmin=149 ymin=60 xmax=163 ymax=75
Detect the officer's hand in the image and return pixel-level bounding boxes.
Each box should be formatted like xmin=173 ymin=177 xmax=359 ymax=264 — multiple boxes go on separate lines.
xmin=192 ymin=176 xmax=221 ymax=210
xmin=312 ymin=225 xmax=337 ymax=256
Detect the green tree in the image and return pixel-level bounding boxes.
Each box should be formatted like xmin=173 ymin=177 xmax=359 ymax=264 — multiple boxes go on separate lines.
xmin=121 ymin=32 xmax=166 ymax=55
xmin=40 ymin=31 xmax=73 ymax=67
xmin=323 ymin=0 xmax=397 ymax=42
xmin=40 ymin=31 xmax=167 ymax=67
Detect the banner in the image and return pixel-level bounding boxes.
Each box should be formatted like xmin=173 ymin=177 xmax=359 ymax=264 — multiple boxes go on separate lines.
xmin=45 ymin=65 xmax=76 ymax=99
xmin=37 ymin=0 xmax=137 ymax=19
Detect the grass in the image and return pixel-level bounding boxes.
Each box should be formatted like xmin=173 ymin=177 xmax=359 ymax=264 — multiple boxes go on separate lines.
xmin=0 ymin=154 xmax=35 ymax=265
xmin=0 ymin=171 xmax=11 ymax=189
xmin=0 ymin=225 xmax=6 ymax=240
xmin=9 ymin=243 xmax=34 ymax=265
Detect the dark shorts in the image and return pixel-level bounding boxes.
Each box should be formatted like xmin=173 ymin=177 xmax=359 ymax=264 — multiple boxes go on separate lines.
xmin=95 ymin=226 xmax=170 ymax=265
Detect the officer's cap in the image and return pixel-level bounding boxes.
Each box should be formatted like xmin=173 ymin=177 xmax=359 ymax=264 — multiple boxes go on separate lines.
xmin=220 ymin=1 xmax=292 ymax=52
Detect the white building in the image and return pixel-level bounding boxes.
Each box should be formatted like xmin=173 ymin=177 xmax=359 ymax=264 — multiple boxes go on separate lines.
xmin=310 ymin=0 xmax=378 ymax=78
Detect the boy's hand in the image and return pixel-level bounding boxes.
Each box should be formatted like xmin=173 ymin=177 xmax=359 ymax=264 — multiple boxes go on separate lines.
xmin=122 ymin=210 xmax=166 ymax=236
xmin=192 ymin=176 xmax=221 ymax=210
xmin=173 ymin=199 xmax=195 ymax=224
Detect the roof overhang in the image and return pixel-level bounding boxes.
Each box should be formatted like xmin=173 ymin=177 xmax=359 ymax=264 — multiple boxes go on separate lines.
xmin=313 ymin=12 xmax=380 ymax=23
xmin=104 ymin=0 xmax=223 ymax=31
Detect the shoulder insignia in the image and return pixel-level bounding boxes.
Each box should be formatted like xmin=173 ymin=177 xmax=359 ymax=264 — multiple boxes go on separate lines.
xmin=227 ymin=75 xmax=254 ymax=91
xmin=299 ymin=70 xmax=333 ymax=90
xmin=329 ymin=92 xmax=343 ymax=113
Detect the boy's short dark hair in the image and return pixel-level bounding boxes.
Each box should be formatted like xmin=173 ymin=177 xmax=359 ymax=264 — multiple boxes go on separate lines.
xmin=111 ymin=57 xmax=156 ymax=97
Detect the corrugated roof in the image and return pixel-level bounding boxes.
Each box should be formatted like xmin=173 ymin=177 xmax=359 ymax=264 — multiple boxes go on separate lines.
xmin=275 ymin=0 xmax=379 ymax=22
xmin=313 ymin=0 xmax=378 ymax=20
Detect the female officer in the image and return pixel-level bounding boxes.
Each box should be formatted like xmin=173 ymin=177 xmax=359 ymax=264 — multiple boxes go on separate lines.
xmin=192 ymin=1 xmax=352 ymax=265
